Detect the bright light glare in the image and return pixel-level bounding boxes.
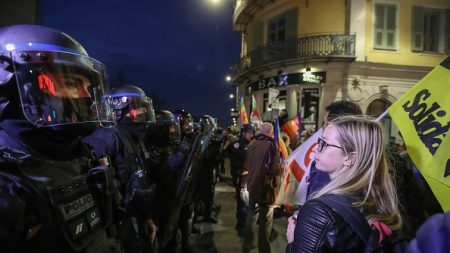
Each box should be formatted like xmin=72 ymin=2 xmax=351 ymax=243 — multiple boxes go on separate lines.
xmin=225 ymin=75 xmax=231 ymax=82
xmin=229 ymin=94 xmax=234 ymax=99
xmin=203 ymin=0 xmax=225 ymax=9
xmin=5 ymin=43 xmax=15 ymax=51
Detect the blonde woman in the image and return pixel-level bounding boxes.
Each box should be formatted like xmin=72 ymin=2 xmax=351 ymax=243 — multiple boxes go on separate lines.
xmin=286 ymin=116 xmax=402 ymax=252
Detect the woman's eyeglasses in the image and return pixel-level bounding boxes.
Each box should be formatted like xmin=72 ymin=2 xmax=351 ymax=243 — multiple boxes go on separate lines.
xmin=317 ymin=137 xmax=343 ymax=152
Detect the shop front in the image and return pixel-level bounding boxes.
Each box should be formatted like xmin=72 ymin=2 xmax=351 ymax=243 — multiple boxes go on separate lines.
xmin=247 ymin=71 xmax=326 ymax=132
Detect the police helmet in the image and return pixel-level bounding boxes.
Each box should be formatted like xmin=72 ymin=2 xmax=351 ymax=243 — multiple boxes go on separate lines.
xmin=173 ymin=109 xmax=194 ymax=137
xmin=193 ymin=122 xmax=201 ymax=133
xmin=146 ymin=109 xmax=181 ymax=145
xmin=198 ymin=114 xmax=216 ymax=133
xmin=212 ymin=127 xmax=224 ymax=141
xmin=0 ymin=24 xmax=114 ymax=127
xmin=110 ymin=85 xmax=155 ymax=123
xmin=240 ymin=124 xmax=255 ymax=138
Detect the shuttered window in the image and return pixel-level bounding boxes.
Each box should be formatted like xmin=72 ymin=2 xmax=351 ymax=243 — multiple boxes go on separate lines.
xmin=374 ymin=3 xmax=397 ymax=50
xmin=412 ymin=6 xmax=449 ymax=53
xmin=269 ymin=16 xmax=286 ymax=45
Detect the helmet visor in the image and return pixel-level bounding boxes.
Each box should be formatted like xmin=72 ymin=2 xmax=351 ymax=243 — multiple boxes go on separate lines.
xmin=112 ymin=93 xmax=156 ymax=124
xmin=168 ymin=119 xmax=181 ymax=144
xmin=177 ymin=114 xmax=194 ymax=135
xmin=10 ymin=50 xmax=115 ymax=127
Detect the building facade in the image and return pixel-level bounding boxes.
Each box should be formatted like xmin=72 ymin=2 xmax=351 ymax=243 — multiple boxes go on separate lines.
xmin=230 ymin=0 xmax=449 ymax=139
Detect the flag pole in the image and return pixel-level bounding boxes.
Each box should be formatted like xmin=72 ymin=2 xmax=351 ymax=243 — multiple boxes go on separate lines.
xmin=375 ymin=110 xmax=388 ymax=122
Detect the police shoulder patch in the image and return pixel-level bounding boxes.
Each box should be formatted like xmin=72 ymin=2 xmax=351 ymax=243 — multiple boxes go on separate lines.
xmin=233 ymin=142 xmax=240 ymax=149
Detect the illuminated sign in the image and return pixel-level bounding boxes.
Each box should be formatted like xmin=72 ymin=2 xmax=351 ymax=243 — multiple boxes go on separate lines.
xmin=250 ymin=72 xmax=326 ymax=91
xmin=301 ymin=72 xmax=324 ymax=84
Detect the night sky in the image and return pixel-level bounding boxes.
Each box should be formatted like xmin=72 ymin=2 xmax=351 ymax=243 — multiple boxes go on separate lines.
xmin=39 ymin=0 xmax=241 ymax=125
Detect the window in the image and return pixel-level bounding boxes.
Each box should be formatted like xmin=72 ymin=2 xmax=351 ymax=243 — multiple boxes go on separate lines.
xmin=268 ymin=16 xmax=286 ymax=46
xmin=374 ymin=3 xmax=397 ymax=50
xmin=367 ymin=99 xmax=392 ymax=138
xmin=412 ymin=6 xmax=450 ymax=53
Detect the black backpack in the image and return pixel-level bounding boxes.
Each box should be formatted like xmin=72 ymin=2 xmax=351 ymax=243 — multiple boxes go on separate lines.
xmin=316 ymin=194 xmax=409 ymax=253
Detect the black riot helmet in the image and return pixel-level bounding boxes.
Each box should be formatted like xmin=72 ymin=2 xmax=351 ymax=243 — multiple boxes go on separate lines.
xmin=145 ymin=109 xmax=181 ymax=146
xmin=198 ymin=114 xmax=216 ymax=134
xmin=173 ymin=109 xmax=194 ymax=137
xmin=0 ymin=24 xmax=115 ymax=129
xmin=110 ymin=85 xmax=156 ymax=123
xmin=240 ymin=123 xmax=255 ymax=138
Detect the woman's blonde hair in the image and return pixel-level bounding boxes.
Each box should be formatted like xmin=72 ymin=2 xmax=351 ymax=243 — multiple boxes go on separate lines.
xmin=312 ymin=115 xmax=402 ymax=230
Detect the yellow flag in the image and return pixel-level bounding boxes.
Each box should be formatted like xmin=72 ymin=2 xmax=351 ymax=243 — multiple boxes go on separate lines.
xmin=387 ymin=57 xmax=450 ymax=211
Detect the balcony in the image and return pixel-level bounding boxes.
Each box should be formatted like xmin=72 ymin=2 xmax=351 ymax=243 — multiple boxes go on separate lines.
xmin=230 ymin=34 xmax=356 ymax=78
xmin=233 ymin=0 xmax=274 ymax=32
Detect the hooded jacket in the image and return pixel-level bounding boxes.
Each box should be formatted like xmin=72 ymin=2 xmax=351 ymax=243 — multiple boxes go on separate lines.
xmin=245 ymin=133 xmax=281 ymax=205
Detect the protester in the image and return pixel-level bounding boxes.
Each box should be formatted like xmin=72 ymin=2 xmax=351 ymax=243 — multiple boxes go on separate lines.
xmin=278 ymin=109 xmax=289 ymax=128
xmin=393 ymin=140 xmax=443 ymax=237
xmin=221 ymin=127 xmax=239 ymax=180
xmin=406 ymin=211 xmax=450 ymax=253
xmin=289 ymin=133 xmax=301 ymax=151
xmin=286 ymin=115 xmax=402 ymax=252
xmin=306 ymin=100 xmax=362 ymax=200
xmin=282 ymin=134 xmax=293 ymax=155
xmin=243 ymin=122 xmax=283 ymax=253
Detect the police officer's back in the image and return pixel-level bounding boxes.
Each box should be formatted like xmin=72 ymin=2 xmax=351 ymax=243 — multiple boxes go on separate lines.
xmin=0 ymin=25 xmax=119 ymax=252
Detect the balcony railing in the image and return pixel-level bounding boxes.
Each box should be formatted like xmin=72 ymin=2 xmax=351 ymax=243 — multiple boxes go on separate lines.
xmin=231 ymin=34 xmax=356 ymax=76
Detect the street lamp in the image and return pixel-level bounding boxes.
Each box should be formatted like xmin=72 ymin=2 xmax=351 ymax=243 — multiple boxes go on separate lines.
xmin=225 ymin=75 xmax=231 ymax=82
xmin=229 ymin=93 xmax=234 ymax=99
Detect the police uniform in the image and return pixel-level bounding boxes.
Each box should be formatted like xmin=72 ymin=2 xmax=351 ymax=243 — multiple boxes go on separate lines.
xmin=227 ymin=136 xmax=252 ymax=231
xmin=84 ymin=85 xmax=158 ymax=253
xmin=0 ymin=126 xmax=120 ymax=253
xmin=0 ymin=24 xmax=121 ymax=253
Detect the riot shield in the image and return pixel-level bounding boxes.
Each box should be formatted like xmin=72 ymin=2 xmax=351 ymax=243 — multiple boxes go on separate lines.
xmin=159 ymin=132 xmax=203 ymax=247
xmin=159 ymin=122 xmax=216 ymax=247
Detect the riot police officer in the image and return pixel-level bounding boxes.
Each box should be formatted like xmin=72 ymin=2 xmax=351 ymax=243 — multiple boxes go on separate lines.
xmin=83 ymin=85 xmax=158 ymax=253
xmin=194 ymin=115 xmax=221 ymax=223
xmin=144 ymin=109 xmax=191 ymax=252
xmin=144 ymin=109 xmax=184 ymax=203
xmin=0 ymin=24 xmax=119 ymax=252
xmin=227 ymin=124 xmax=255 ymax=235
xmin=174 ymin=109 xmax=194 ymax=142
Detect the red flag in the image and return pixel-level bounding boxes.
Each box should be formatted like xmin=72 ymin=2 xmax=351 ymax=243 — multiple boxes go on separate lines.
xmin=275 ymin=129 xmax=322 ymax=205
xmin=290 ymin=159 xmax=305 ymax=182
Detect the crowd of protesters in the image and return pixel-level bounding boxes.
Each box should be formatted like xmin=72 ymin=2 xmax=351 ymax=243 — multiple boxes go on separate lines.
xmin=214 ymin=100 xmax=446 ymax=253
